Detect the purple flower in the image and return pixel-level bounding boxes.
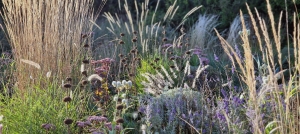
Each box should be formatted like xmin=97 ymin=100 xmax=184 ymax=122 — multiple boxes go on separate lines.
xmin=41 ymin=123 xmax=55 ymax=131
xmin=162 ymin=44 xmax=173 ymax=48
xmin=105 ymin=122 xmax=112 ymax=130
xmin=88 ymin=116 xmax=108 ymax=123
xmin=214 ymin=53 xmax=219 ymax=62
xmin=115 ymin=125 xmax=122 ymax=131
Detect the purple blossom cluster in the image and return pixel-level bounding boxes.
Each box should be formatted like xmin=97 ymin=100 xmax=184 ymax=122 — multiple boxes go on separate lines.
xmin=76 ymin=115 xmax=122 ymax=133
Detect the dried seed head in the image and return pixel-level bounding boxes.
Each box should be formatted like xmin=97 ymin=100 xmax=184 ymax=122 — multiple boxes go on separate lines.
xmin=66 ymin=77 xmax=72 ymax=82
xmin=133 ymin=31 xmax=137 ymax=34
xmin=64 ymin=118 xmax=73 ymax=125
xmin=163 ymin=38 xmax=167 ymax=42
xmin=118 ymin=98 xmax=122 ymax=103
xmin=116 ymin=104 xmax=124 ymax=110
xmin=82 ymin=70 xmax=87 ymax=76
xmin=119 ymin=54 xmax=124 ymax=58
xmin=83 ymin=44 xmax=89 ymax=48
xmin=119 ymin=40 xmax=125 ymax=44
xmin=63 ymin=96 xmax=72 ymax=102
xmin=170 ymin=65 xmax=175 ymax=68
xmin=185 ymin=51 xmax=191 ymax=55
xmin=155 ymin=58 xmax=160 ymax=61
xmin=120 ymin=33 xmax=125 ymax=36
xmin=121 ymin=58 xmax=126 ymax=63
xmin=82 ymin=59 xmax=89 ymax=64
xmin=169 ymin=57 xmax=175 ymax=60
xmin=185 ymin=43 xmax=190 ymax=46
xmin=130 ymin=49 xmax=136 ymax=53
xmin=116 ymin=118 xmax=124 ymax=124
xmin=63 ymin=83 xmax=72 ymax=88
xmin=81 ymin=80 xmax=88 ymax=85
xmin=132 ymin=38 xmax=137 ymax=42
xmin=156 ymin=67 xmax=161 ymax=70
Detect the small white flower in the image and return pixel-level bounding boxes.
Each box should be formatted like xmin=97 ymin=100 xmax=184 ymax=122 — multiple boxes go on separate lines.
xmin=121 ymin=93 xmax=126 ymax=98
xmin=97 ymin=108 xmax=102 ymax=111
xmin=127 ymin=80 xmax=132 ymax=87
xmin=0 ymin=115 xmax=3 ymax=121
xmin=132 ymin=112 xmax=138 ymax=120
xmin=116 ymin=81 xmax=122 ymax=88
xmin=141 ymin=124 xmax=147 ymax=130
xmin=122 ymin=80 xmax=127 ymax=85
xmin=113 ymin=96 xmax=118 ymax=101
xmin=121 ymin=99 xmax=128 ymax=107
xmin=112 ymin=81 xmax=117 ymax=87
xmin=46 ymin=71 xmax=51 ymax=78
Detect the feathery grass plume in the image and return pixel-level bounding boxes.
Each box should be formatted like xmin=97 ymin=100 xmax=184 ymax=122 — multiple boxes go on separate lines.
xmin=88 ymin=74 xmax=103 ymax=82
xmin=190 ymin=15 xmax=219 ymax=51
xmin=160 ymin=65 xmax=174 ymax=85
xmin=192 ymin=65 xmax=209 ymax=88
xmin=1 ymin=0 xmax=96 ymax=90
xmin=20 ymin=59 xmax=41 ymax=70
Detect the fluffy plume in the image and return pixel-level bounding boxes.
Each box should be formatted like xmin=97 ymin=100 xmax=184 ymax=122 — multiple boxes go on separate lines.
xmin=20 ymin=59 xmax=41 ymax=69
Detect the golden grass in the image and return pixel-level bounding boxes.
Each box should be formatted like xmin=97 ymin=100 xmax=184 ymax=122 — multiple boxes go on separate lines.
xmin=1 ymin=0 xmax=96 ymax=90
xmin=216 ymin=0 xmax=300 ymax=133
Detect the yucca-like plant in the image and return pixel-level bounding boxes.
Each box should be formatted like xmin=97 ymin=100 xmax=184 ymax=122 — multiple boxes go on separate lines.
xmin=215 ymin=0 xmax=300 ymax=133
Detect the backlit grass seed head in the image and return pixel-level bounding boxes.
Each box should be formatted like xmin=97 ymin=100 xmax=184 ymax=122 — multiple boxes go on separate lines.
xmin=88 ymin=74 xmax=103 ymax=82
xmin=63 ymin=96 xmax=72 ymax=102
xmin=64 ymin=118 xmax=73 ymax=125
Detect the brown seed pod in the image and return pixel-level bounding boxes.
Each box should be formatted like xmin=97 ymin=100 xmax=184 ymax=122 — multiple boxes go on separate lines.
xmin=82 ymin=59 xmax=89 ymax=64
xmin=133 ymin=31 xmax=137 ymax=34
xmin=66 ymin=77 xmax=72 ymax=82
xmin=116 ymin=104 xmax=124 ymax=110
xmin=63 ymin=83 xmax=72 ymax=88
xmin=81 ymin=80 xmax=88 ymax=85
xmin=119 ymin=54 xmax=124 ymax=58
xmin=130 ymin=49 xmax=136 ymax=53
xmin=163 ymin=38 xmax=167 ymax=42
xmin=63 ymin=96 xmax=72 ymax=102
xmin=119 ymin=41 xmax=125 ymax=44
xmin=83 ymin=44 xmax=89 ymax=48
xmin=116 ymin=118 xmax=124 ymax=124
xmin=120 ymin=33 xmax=125 ymax=36
xmin=64 ymin=118 xmax=73 ymax=125
xmin=82 ymin=70 xmax=87 ymax=77
xmin=170 ymin=65 xmax=175 ymax=68
xmin=132 ymin=38 xmax=137 ymax=42
xmin=185 ymin=51 xmax=191 ymax=55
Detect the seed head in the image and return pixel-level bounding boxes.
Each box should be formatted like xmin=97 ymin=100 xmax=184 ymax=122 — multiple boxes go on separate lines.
xmin=82 ymin=59 xmax=89 ymax=64
xmin=81 ymin=80 xmax=88 ymax=86
xmin=119 ymin=40 xmax=125 ymax=45
xmin=133 ymin=31 xmax=137 ymax=34
xmin=64 ymin=118 xmax=73 ymax=125
xmin=66 ymin=77 xmax=72 ymax=82
xmin=163 ymin=38 xmax=167 ymax=42
xmin=63 ymin=96 xmax=72 ymax=102
xmin=83 ymin=44 xmax=89 ymax=48
xmin=63 ymin=83 xmax=72 ymax=88
xmin=120 ymin=33 xmax=125 ymax=36
xmin=119 ymin=54 xmax=124 ymax=58
xmin=185 ymin=51 xmax=191 ymax=55
xmin=116 ymin=104 xmax=124 ymax=110
xmin=116 ymin=118 xmax=124 ymax=124
xmin=132 ymin=38 xmax=137 ymax=42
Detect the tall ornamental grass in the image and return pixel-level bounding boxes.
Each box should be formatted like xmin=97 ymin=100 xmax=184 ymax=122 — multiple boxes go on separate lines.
xmin=215 ymin=0 xmax=300 ymax=133
xmin=1 ymin=0 xmax=94 ymax=90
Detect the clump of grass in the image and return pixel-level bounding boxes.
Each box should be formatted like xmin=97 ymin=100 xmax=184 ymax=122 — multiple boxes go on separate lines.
xmin=1 ymin=0 xmax=95 ymax=90
xmin=215 ymin=0 xmax=300 ymax=133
